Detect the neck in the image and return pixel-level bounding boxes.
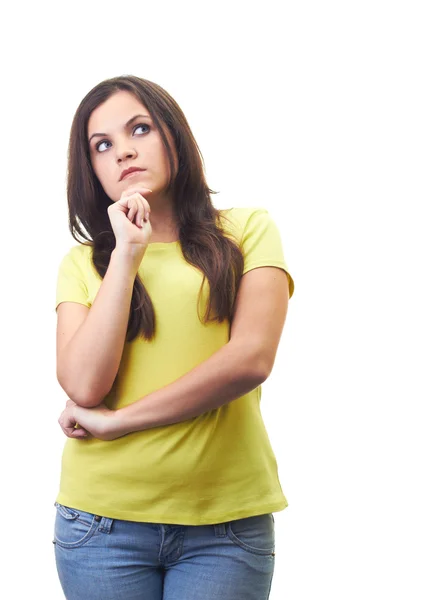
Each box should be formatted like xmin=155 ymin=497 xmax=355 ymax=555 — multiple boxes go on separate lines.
xmin=147 ymin=191 xmax=179 ymax=236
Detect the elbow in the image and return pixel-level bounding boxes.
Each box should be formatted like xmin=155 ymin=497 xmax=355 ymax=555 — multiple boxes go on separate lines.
xmin=241 ymin=356 xmax=270 ymax=387
xmin=230 ymin=340 xmax=271 ymax=385
xmin=74 ymin=392 xmax=106 ymax=408
xmin=246 ymin=351 xmax=273 ymax=384
xmin=57 ymin=371 xmax=107 ymax=408
xmin=70 ymin=389 xmax=107 ymax=408
xmin=254 ymin=363 xmax=271 ymax=385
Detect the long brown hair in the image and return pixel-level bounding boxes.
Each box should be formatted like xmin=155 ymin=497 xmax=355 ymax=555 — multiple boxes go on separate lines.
xmin=67 ymin=75 xmax=244 ymax=342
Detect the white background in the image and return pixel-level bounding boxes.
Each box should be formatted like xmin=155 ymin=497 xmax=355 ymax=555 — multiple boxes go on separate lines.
xmin=1 ymin=1 xmax=423 ymax=598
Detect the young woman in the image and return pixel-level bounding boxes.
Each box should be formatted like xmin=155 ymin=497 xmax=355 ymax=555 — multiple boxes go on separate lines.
xmin=53 ymin=75 xmax=295 ymax=600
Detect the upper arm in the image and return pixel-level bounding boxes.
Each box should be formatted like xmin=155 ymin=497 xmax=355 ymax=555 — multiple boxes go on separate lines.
xmin=56 ymin=301 xmax=90 ymax=383
xmin=229 ymin=267 xmax=290 ymax=379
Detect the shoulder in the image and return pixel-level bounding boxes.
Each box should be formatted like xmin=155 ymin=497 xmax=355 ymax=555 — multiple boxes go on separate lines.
xmin=58 ymin=242 xmax=93 ymax=271
xmin=218 ymin=206 xmax=270 ymax=241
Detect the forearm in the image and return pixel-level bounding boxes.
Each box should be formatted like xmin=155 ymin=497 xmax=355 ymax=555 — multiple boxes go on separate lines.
xmin=115 ymin=340 xmax=266 ymax=435
xmin=58 ymin=246 xmax=145 ymax=408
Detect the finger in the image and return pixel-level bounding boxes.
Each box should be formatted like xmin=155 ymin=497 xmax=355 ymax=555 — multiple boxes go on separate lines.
xmin=127 ymin=194 xmax=150 ymax=227
xmin=61 ymin=425 xmax=79 ymax=437
xmin=129 ymin=195 xmax=146 ymax=227
xmin=60 ymin=422 xmax=88 ymax=438
xmin=125 ymin=196 xmax=141 ymax=222
xmin=128 ymin=197 xmax=141 ymax=222
xmin=127 ymin=192 xmax=150 ymax=215
xmin=115 ymin=190 xmax=149 ymax=212
xmin=127 ymin=204 xmax=135 ymax=222
xmin=133 ymin=197 xmax=149 ymax=227
xmin=137 ymin=203 xmax=146 ymax=227
xmin=71 ymin=428 xmax=89 ymax=438
xmin=137 ymin=194 xmax=151 ymax=216
xmin=122 ymin=187 xmax=152 ymax=201
xmin=141 ymin=209 xmax=150 ymax=225
xmin=59 ymin=411 xmax=77 ymax=433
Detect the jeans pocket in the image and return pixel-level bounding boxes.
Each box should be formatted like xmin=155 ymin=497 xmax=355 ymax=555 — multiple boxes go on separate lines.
xmin=53 ymin=502 xmax=100 ymax=549
xmin=227 ymin=513 xmax=275 ymax=556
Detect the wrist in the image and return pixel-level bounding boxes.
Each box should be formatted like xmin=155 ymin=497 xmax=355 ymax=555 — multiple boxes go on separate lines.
xmin=113 ymin=404 xmax=144 ymax=437
xmin=111 ymin=246 xmax=147 ymax=277
xmin=111 ymin=407 xmax=132 ymax=437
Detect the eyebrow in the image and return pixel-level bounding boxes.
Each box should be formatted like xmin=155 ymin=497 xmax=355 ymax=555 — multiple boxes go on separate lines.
xmin=88 ymin=114 xmax=151 ymax=144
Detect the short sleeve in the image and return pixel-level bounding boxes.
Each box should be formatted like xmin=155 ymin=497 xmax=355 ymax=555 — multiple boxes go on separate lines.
xmin=241 ymin=208 xmax=295 ymax=298
xmin=55 ymin=246 xmax=91 ymax=311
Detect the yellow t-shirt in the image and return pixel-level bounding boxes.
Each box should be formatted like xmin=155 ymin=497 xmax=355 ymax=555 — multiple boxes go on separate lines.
xmin=55 ymin=206 xmax=295 ymax=525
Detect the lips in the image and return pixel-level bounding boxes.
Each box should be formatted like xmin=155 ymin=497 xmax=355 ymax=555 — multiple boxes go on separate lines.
xmin=119 ymin=167 xmax=146 ymax=181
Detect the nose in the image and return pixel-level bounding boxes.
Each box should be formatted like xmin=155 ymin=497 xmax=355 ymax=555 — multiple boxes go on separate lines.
xmin=116 ymin=140 xmax=137 ymax=162
xmin=117 ymin=149 xmax=136 ymax=163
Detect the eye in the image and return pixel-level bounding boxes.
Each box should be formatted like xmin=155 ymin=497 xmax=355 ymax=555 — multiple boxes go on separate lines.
xmin=134 ymin=123 xmax=150 ymax=135
xmin=95 ymin=123 xmax=151 ymax=153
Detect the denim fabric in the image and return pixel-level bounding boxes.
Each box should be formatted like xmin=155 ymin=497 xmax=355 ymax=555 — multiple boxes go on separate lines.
xmin=53 ymin=502 xmax=275 ymax=599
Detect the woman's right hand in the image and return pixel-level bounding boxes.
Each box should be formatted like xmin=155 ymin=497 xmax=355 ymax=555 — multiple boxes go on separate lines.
xmin=108 ymin=186 xmax=153 ymax=250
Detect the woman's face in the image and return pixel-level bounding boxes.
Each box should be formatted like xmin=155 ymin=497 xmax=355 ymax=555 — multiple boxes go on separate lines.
xmin=87 ymin=90 xmax=177 ymax=202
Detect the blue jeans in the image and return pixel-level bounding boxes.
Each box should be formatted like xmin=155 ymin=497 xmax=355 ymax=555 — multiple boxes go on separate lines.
xmin=53 ymin=502 xmax=276 ymax=599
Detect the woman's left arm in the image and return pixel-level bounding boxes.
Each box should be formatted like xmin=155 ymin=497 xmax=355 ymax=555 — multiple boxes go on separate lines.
xmin=60 ymin=268 xmax=289 ymax=440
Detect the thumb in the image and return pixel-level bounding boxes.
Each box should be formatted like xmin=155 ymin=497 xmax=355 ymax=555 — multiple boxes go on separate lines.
xmin=71 ymin=427 xmax=89 ymax=438
xmin=117 ymin=188 xmax=153 ymax=207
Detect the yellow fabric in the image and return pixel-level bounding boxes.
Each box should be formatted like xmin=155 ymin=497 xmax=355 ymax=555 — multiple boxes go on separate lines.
xmin=55 ymin=207 xmax=295 ymax=525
